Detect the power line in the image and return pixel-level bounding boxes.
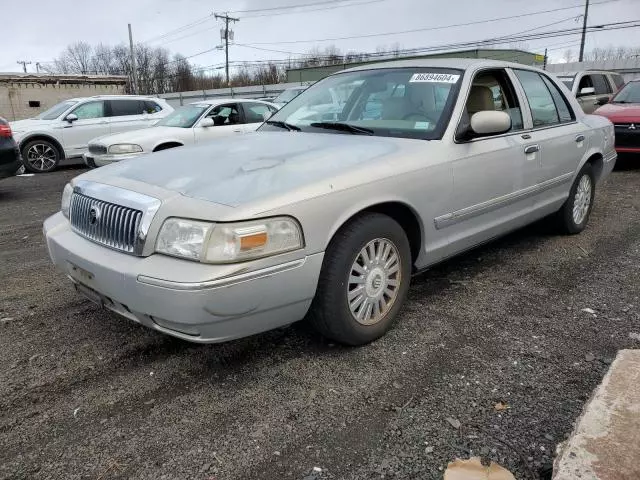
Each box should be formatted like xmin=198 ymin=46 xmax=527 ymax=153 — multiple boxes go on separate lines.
xmin=242 ymin=0 xmax=622 ymax=45
xmin=239 ymin=0 xmax=386 ymax=19
xmin=142 ymin=13 xmax=213 ymax=44
xmin=228 ymin=0 xmax=373 ymax=15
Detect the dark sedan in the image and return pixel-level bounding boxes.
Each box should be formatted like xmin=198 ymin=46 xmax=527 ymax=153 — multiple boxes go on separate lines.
xmin=0 ymin=117 xmax=22 ymax=180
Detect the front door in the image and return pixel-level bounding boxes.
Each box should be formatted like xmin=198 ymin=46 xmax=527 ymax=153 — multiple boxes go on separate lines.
xmin=194 ymin=103 xmax=245 ymax=143
xmin=442 ymin=68 xmax=539 ymax=255
xmin=61 ymin=100 xmax=109 ymax=157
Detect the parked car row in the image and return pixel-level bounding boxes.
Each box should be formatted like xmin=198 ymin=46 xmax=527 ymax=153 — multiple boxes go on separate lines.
xmin=44 ymin=58 xmax=617 ymax=347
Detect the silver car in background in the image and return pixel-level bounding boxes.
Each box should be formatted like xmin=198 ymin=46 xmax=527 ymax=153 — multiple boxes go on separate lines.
xmin=44 ymin=59 xmax=615 ymax=346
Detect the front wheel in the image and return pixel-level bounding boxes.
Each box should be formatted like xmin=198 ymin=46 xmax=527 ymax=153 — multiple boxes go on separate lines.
xmin=22 ymin=140 xmax=61 ymax=173
xmin=556 ymin=163 xmax=595 ymax=234
xmin=308 ymin=213 xmax=412 ymax=345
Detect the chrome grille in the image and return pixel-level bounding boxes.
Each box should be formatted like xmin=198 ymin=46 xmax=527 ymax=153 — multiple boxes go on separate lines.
xmin=88 ymin=144 xmax=107 ymax=155
xmin=70 ymin=192 xmax=143 ymax=254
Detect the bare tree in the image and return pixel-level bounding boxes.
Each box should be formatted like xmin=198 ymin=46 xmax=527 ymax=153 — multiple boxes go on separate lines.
xmin=563 ymin=49 xmax=574 ymax=63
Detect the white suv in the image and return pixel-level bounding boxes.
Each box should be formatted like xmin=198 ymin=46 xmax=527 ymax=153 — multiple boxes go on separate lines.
xmin=10 ymin=95 xmax=173 ymax=173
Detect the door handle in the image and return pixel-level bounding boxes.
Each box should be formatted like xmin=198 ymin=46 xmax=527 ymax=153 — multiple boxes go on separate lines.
xmin=233 ymin=129 xmax=243 ymax=133
xmin=521 ymin=134 xmax=532 ymax=140
xmin=575 ymin=134 xmax=585 ymax=143
xmin=524 ymin=144 xmax=539 ymax=154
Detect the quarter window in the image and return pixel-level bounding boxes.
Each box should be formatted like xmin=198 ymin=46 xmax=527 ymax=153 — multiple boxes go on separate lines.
xmin=514 ymin=70 xmax=560 ymax=127
xmin=143 ymin=101 xmax=163 ymax=113
xmin=110 ymin=100 xmax=145 ymax=116
xmin=72 ymin=101 xmax=105 ymax=120
xmin=540 ymin=75 xmax=575 ymax=123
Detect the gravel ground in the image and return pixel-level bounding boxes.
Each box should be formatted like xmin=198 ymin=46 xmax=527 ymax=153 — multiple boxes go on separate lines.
xmin=1 ymin=161 xmax=639 ymax=480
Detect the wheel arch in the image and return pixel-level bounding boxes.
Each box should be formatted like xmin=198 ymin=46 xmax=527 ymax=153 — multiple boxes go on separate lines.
xmin=326 ymin=200 xmax=424 ymax=267
xmin=153 ymin=141 xmax=184 ymax=152
xmin=20 ymin=134 xmax=66 ymax=159
xmin=584 ymin=152 xmax=604 ymax=181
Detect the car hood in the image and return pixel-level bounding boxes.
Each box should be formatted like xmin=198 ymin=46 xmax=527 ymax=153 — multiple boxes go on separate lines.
xmin=9 ymin=118 xmax=53 ymax=131
xmin=594 ymin=103 xmax=640 ymax=122
xmin=91 ymin=126 xmax=179 ymax=147
xmin=80 ymin=132 xmax=428 ymax=208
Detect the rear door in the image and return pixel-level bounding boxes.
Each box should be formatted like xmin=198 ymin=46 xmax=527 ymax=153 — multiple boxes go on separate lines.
xmin=194 ymin=103 xmax=244 ymax=143
xmin=107 ymin=99 xmax=150 ymax=134
xmin=61 ymin=100 xmax=109 ymax=157
xmin=512 ymin=69 xmax=587 ymax=210
xmin=239 ymin=102 xmax=278 ymax=131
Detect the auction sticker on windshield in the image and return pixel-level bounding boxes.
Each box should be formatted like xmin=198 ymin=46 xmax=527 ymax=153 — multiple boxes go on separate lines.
xmin=410 ymin=73 xmax=460 ymax=83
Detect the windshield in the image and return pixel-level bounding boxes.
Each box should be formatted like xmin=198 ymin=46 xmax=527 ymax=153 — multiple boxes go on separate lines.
xmin=35 ymin=100 xmax=78 ymax=120
xmin=612 ymin=81 xmax=640 ymax=103
xmin=260 ymin=67 xmax=463 ymax=140
xmin=273 ymin=88 xmax=306 ymax=104
xmin=156 ymin=105 xmax=208 ymax=128
xmin=558 ymin=77 xmax=575 ymax=90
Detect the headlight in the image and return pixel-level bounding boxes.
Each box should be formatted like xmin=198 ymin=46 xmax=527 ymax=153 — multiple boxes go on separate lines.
xmin=108 ymin=144 xmax=143 ymax=154
xmin=61 ymin=183 xmax=73 ymax=218
xmin=155 ymin=217 xmax=303 ymax=263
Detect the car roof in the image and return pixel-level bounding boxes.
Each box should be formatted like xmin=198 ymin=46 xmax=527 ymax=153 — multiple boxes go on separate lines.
xmin=188 ymin=98 xmax=275 ymax=107
xmin=65 ymin=95 xmax=165 ymax=102
xmin=555 ymin=70 xmax=620 ymax=77
xmin=337 ymin=57 xmax=542 ymax=74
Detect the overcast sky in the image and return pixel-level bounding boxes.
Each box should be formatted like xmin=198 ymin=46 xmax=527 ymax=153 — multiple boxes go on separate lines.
xmin=2 ymin=0 xmax=639 ymax=73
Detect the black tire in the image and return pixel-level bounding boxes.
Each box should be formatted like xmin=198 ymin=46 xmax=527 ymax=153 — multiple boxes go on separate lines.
xmin=308 ymin=212 xmax=412 ymax=346
xmin=555 ymin=163 xmax=596 ymax=234
xmin=22 ymin=139 xmax=61 ymax=173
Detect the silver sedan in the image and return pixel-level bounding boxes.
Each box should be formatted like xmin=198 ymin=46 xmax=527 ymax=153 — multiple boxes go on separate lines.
xmin=44 ymin=58 xmax=616 ymax=346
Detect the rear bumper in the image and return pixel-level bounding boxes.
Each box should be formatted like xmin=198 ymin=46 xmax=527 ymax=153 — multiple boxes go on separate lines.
xmin=43 ymin=212 xmax=323 ymax=343
xmin=615 ymin=147 xmax=640 ymax=154
xmin=0 ymin=144 xmax=22 ymax=178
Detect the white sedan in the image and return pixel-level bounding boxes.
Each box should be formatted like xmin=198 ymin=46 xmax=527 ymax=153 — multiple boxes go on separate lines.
xmin=83 ymin=99 xmax=278 ymax=167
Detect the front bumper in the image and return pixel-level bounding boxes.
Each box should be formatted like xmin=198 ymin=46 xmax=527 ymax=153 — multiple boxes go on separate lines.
xmin=83 ymin=152 xmax=143 ymax=168
xmin=44 ymin=212 xmax=323 ymax=343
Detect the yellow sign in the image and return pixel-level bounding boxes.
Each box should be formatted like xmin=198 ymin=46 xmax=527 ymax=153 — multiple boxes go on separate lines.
xmin=535 ymin=54 xmax=546 ymax=62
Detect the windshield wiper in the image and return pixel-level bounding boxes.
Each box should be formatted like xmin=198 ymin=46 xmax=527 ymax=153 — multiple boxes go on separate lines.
xmin=265 ymin=120 xmax=301 ymax=131
xmin=309 ymin=122 xmax=374 ymax=135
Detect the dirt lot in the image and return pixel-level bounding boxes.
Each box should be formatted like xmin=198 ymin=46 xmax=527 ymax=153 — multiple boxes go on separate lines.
xmin=1 ymin=162 xmax=639 ymax=480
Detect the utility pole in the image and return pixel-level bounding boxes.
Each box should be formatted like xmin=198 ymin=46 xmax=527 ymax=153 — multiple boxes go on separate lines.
xmin=16 ymin=60 xmax=31 ymax=73
xmin=578 ymin=0 xmax=590 ymax=62
xmin=543 ymin=48 xmax=548 ymax=70
xmin=214 ymin=13 xmax=239 ymax=86
xmin=128 ymin=23 xmax=138 ymax=94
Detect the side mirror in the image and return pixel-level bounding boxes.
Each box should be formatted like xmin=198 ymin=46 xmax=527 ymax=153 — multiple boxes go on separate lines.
xmin=578 ymin=87 xmax=596 ymax=97
xmin=470 ymin=111 xmax=512 ymax=136
xmin=597 ymin=97 xmax=609 ymax=106
xmin=65 ymin=113 xmax=78 ymax=123
xmin=261 ymin=111 xmax=273 ymax=121
xmin=200 ymin=117 xmax=215 ymax=128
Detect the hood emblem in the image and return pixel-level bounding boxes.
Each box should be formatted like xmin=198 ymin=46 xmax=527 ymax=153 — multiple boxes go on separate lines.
xmin=629 ymin=124 xmax=636 ymax=130
xmin=89 ymin=205 xmax=101 ymax=225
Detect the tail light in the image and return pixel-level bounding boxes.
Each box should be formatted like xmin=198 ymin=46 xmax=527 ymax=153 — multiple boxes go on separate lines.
xmin=0 ymin=124 xmax=12 ymax=138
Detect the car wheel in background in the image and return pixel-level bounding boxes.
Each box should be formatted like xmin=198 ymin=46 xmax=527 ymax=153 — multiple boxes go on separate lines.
xmin=308 ymin=212 xmax=412 ymax=346
xmin=556 ymin=163 xmax=595 ymax=234
xmin=22 ymin=139 xmax=60 ymax=173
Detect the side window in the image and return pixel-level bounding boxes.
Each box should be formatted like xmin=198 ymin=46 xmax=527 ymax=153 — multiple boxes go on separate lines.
xmin=514 ymin=70 xmax=560 ymax=127
xmin=207 ymin=104 xmax=240 ymax=125
xmin=244 ymin=103 xmax=272 ymax=123
xmin=591 ymin=74 xmax=612 ymax=95
xmin=578 ymin=75 xmax=594 ymax=94
xmin=611 ymin=74 xmax=625 ymax=90
xmin=540 ymin=75 xmax=575 ymax=123
xmin=110 ymin=100 xmax=145 ymax=117
xmin=71 ymin=101 xmax=105 ymax=120
xmin=464 ymin=69 xmax=524 ymax=131
xmin=143 ymin=101 xmax=163 ymax=114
